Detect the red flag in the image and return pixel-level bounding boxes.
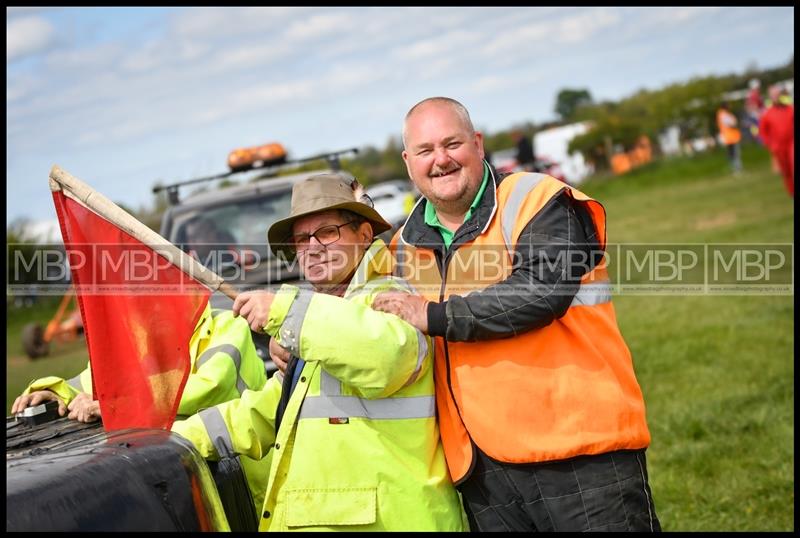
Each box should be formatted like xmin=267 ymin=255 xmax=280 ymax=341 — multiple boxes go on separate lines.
xmin=51 ymin=178 xmax=212 ymax=431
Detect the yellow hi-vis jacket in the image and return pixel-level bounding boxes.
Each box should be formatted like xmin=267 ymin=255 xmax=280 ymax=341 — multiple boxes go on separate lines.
xmin=22 ymin=303 xmax=270 ymax=516
xmin=172 ymin=240 xmax=465 ymax=531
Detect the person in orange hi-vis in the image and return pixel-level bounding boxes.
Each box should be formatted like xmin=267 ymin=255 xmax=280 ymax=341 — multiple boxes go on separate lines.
xmin=716 ymin=101 xmax=743 ymax=174
xmin=373 ymin=96 xmax=661 ymax=532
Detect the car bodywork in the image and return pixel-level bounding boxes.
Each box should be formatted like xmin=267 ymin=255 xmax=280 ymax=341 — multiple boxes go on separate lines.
xmin=6 ymin=414 xmax=256 ymax=531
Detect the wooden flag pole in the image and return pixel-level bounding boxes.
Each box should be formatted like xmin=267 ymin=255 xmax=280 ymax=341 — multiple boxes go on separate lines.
xmin=48 ymin=164 xmax=238 ymax=300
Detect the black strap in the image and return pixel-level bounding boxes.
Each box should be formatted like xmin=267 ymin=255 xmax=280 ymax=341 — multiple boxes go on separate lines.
xmin=274 ymin=354 xmax=299 ymax=433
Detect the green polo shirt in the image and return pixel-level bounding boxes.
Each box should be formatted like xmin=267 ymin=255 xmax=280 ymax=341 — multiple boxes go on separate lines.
xmin=424 ymin=162 xmax=490 ymax=249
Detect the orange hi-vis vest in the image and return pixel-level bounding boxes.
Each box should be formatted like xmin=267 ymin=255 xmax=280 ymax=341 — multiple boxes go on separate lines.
xmin=392 ymin=172 xmax=651 ymax=484
xmin=717 ymin=108 xmax=742 ymax=145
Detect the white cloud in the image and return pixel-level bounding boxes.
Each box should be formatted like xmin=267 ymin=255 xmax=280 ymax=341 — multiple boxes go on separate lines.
xmin=42 ymin=41 xmax=123 ymax=72
xmin=611 ymin=7 xmax=721 ymax=43
xmin=392 ymin=29 xmax=475 ymax=61
xmin=482 ymin=20 xmax=549 ymax=56
xmin=324 ymin=63 xmax=388 ymax=91
xmin=469 ymin=75 xmax=507 ymax=95
xmin=170 ymin=6 xmax=295 ymax=40
xmin=6 ymin=73 xmax=36 ymax=103
xmin=7 ymin=16 xmax=56 ymax=62
xmin=661 ymin=6 xmax=719 ymax=23
xmin=285 ymin=12 xmax=355 ymax=41
xmin=121 ymin=39 xmax=174 ymax=73
xmin=480 ymin=8 xmax=618 ymax=52
xmin=232 ymin=79 xmax=316 ymax=109
xmin=5 ymin=6 xmax=795 ymax=226
xmin=200 ymin=40 xmax=291 ymax=76
xmin=6 ymin=7 xmax=59 ymax=19
xmin=555 ymin=10 xmax=619 ymax=43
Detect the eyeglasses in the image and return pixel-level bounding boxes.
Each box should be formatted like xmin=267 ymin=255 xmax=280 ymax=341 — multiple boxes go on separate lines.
xmin=289 ymin=221 xmax=355 ymax=251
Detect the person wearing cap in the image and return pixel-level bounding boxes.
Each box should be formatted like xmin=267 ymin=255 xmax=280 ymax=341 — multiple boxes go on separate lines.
xmin=172 ymin=172 xmax=466 ymax=531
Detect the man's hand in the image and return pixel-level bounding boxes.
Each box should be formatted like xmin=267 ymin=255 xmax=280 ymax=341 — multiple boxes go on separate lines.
xmin=371 ymin=292 xmax=430 ymax=333
xmin=67 ymin=392 xmax=101 ymax=423
xmin=233 ymin=290 xmax=276 ymax=333
xmin=269 ymin=337 xmax=291 ymax=375
xmin=11 ymin=390 xmax=67 ymax=417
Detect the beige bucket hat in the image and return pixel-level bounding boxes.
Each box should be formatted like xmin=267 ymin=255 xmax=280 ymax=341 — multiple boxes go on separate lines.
xmin=267 ymin=172 xmax=392 ymax=259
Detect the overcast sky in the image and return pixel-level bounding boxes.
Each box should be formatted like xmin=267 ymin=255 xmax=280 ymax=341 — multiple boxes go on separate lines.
xmin=6 ymin=6 xmax=794 ymax=228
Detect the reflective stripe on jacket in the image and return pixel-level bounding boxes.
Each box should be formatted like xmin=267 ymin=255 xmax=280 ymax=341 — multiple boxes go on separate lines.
xmin=172 ymin=240 xmax=465 ymax=531
xmin=393 ymin=172 xmax=651 ymax=484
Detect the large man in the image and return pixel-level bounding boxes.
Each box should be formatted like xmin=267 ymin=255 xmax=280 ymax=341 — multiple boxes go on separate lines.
xmin=372 ymin=97 xmax=660 ymax=532
xmin=172 ymin=173 xmax=465 ymax=531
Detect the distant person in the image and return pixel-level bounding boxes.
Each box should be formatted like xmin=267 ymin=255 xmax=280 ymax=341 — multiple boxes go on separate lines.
xmin=745 ymin=78 xmax=765 ymax=143
xmin=513 ymin=130 xmax=536 ymax=172
xmin=716 ymin=101 xmax=743 ymax=173
xmin=759 ymin=85 xmax=794 ymax=197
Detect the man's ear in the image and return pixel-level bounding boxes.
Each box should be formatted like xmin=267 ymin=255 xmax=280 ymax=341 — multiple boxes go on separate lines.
xmin=359 ymin=221 xmax=374 ymax=244
xmin=474 ymin=131 xmax=485 ymax=161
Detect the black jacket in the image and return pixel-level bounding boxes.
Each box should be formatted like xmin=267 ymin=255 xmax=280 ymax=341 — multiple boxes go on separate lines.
xmin=399 ymin=163 xmax=602 ymax=342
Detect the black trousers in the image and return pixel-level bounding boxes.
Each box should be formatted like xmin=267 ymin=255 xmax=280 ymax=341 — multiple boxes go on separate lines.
xmin=458 ymin=447 xmax=661 ymax=532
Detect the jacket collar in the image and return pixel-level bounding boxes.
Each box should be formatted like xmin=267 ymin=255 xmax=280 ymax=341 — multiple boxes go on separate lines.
xmin=189 ymin=302 xmax=214 ymax=364
xmin=344 ymin=238 xmax=393 ymax=298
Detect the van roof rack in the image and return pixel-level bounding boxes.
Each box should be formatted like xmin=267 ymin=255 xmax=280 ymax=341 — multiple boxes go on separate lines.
xmin=153 ymin=147 xmax=359 ymax=205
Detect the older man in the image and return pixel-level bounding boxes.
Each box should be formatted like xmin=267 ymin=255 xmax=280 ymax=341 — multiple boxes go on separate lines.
xmin=373 ymin=97 xmax=660 ymax=532
xmin=172 ymin=172 xmax=465 ymax=531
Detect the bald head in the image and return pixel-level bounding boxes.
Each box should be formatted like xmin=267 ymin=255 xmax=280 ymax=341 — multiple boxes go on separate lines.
xmin=402 ymin=97 xmax=475 ymax=149
xmin=400 ymin=96 xmax=486 ymax=220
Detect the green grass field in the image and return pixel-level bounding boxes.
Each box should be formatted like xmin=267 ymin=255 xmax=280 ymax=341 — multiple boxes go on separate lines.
xmin=5 ymin=143 xmax=794 ymax=531
xmin=6 ymin=295 xmax=90 ymax=405
xmin=582 ymin=144 xmax=794 ymax=531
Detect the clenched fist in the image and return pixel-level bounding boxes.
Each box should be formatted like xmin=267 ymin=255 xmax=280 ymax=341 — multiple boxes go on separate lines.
xmin=233 ymin=290 xmax=276 ymax=333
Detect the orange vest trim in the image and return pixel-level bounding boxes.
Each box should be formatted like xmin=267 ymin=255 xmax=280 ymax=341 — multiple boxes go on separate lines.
xmin=395 ymin=173 xmax=651 ymax=483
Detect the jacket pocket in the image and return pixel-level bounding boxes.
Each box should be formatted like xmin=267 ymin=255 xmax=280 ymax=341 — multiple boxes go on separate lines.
xmin=285 ymin=487 xmax=377 ymax=527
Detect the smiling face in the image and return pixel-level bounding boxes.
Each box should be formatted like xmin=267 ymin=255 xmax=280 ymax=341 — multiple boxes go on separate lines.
xmin=402 ymin=99 xmax=485 ymax=217
xmin=291 ymin=209 xmax=372 ymax=290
